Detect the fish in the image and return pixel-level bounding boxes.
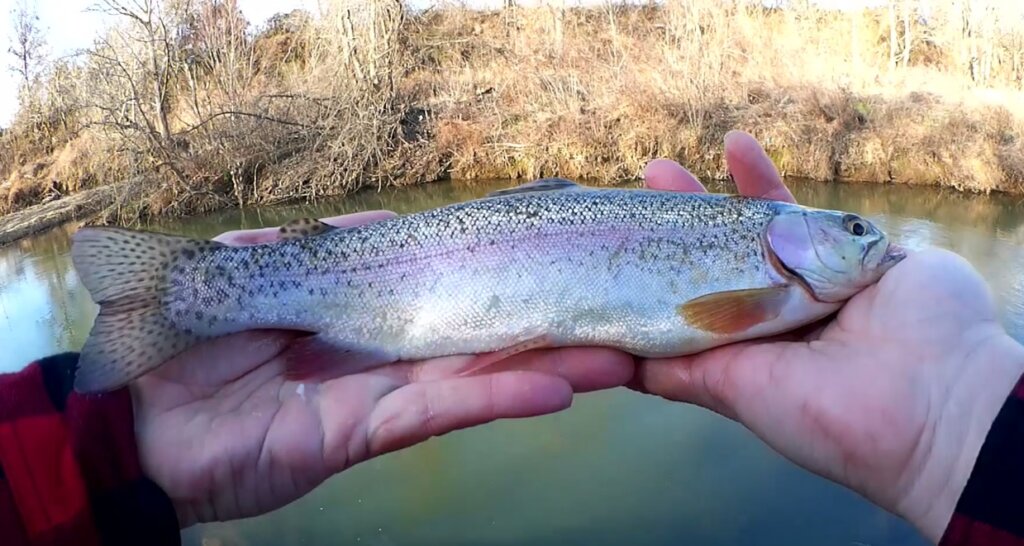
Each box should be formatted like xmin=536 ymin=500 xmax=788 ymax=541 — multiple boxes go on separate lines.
xmin=68 ymin=178 xmax=906 ymax=393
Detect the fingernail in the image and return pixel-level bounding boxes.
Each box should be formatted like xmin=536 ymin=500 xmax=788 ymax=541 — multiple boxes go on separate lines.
xmin=723 ymin=130 xmax=745 ymax=146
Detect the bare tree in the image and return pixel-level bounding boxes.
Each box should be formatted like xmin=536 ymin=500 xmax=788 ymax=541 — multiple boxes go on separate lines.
xmin=546 ymin=0 xmax=565 ymax=55
xmin=901 ymin=0 xmax=912 ymax=68
xmin=7 ymin=0 xmax=47 ymax=86
xmin=888 ymin=0 xmax=898 ymax=71
xmin=850 ymin=9 xmax=861 ymax=69
xmin=75 ymin=0 xmax=197 ymax=189
xmin=87 ymin=0 xmax=188 ymax=146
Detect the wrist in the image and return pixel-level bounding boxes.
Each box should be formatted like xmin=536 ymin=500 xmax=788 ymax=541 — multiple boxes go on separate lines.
xmin=898 ymin=326 xmax=1024 ymax=543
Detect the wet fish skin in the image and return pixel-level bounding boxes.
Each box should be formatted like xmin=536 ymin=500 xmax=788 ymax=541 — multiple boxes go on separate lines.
xmin=69 ymin=181 xmax=905 ymax=393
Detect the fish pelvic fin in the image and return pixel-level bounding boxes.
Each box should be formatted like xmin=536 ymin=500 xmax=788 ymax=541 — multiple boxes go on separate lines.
xmin=455 ymin=334 xmax=556 ymax=377
xmin=70 ymin=226 xmax=222 ymax=393
xmin=678 ymin=286 xmax=789 ymax=335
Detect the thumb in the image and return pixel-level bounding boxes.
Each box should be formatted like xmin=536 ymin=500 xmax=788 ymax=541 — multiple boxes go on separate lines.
xmin=365 ymin=371 xmax=573 ymax=456
xmin=633 ymin=354 xmax=743 ymax=422
xmin=633 ymin=341 xmax=797 ymax=423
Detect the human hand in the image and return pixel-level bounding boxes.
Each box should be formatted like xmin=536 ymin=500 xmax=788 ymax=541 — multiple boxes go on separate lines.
xmin=130 ymin=211 xmax=636 ymax=527
xmin=636 ymin=131 xmax=1024 ymax=543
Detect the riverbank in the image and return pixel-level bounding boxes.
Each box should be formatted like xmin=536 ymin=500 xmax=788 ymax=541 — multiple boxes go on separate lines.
xmin=1 ymin=1 xmax=1022 ymax=234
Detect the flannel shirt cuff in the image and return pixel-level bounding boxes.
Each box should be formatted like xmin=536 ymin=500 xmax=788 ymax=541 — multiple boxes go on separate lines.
xmin=940 ymin=370 xmax=1024 ymax=545
xmin=0 ymin=352 xmax=179 ymax=546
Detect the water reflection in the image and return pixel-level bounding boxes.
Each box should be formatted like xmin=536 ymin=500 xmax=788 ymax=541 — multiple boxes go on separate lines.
xmin=0 ymin=223 xmax=97 ymax=369
xmin=0 ymin=178 xmax=1021 ymax=545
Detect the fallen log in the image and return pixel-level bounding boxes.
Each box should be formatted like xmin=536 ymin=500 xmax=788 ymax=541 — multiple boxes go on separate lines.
xmin=0 ymin=184 xmax=123 ymax=246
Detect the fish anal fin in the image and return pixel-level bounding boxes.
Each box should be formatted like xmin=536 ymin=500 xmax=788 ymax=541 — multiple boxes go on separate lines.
xmin=281 ymin=334 xmax=398 ymax=382
xmin=278 ymin=218 xmax=338 ymax=240
xmin=678 ymin=286 xmax=790 ymax=335
xmin=456 ymin=334 xmax=555 ymax=377
xmin=487 ymin=178 xmax=582 ymax=198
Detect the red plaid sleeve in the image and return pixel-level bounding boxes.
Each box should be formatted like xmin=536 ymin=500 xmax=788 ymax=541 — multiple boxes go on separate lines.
xmin=940 ymin=371 xmax=1024 ymax=545
xmin=0 ymin=352 xmax=179 ymax=546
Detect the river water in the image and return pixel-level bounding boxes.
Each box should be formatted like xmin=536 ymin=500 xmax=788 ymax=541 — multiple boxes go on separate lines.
xmin=1 ymin=177 xmax=1023 ymax=546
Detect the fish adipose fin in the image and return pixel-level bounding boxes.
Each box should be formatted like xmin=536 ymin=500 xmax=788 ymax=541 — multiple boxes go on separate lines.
xmin=487 ymin=178 xmax=583 ymax=198
xmin=70 ymin=227 xmax=222 ymax=393
xmin=281 ymin=334 xmax=399 ymax=382
xmin=678 ymin=286 xmax=789 ymax=335
xmin=278 ymin=218 xmax=338 ymax=240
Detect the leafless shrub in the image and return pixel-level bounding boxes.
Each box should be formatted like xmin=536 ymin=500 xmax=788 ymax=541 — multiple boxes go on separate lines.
xmin=2 ymin=0 xmax=1024 ymax=224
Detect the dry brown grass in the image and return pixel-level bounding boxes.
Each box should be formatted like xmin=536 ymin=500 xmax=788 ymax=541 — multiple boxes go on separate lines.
xmin=1 ymin=0 xmax=1023 ymax=227
xmin=418 ymin=2 xmax=1024 ymax=193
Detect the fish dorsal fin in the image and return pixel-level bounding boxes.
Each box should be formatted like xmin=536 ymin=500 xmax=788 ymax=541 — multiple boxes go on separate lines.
xmin=278 ymin=218 xmax=338 ymax=240
xmin=487 ymin=177 xmax=582 ymax=198
xmin=677 ymin=286 xmax=790 ymax=335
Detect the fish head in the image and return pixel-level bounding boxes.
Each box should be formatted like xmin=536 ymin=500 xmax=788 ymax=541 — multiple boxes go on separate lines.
xmin=764 ymin=207 xmax=907 ymax=303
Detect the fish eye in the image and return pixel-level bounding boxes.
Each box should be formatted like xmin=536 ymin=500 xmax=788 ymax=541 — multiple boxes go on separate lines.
xmin=843 ymin=214 xmax=867 ymax=237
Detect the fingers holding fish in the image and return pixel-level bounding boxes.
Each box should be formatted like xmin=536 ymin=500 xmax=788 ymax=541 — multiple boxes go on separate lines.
xmin=468 ymin=347 xmax=635 ymax=393
xmin=723 ymin=130 xmax=797 ymax=204
xmin=406 ymin=347 xmax=636 ymax=393
xmin=639 ymin=131 xmax=796 ymax=204
xmin=633 ymin=339 xmax=800 ymax=425
xmin=364 ymin=371 xmax=574 ymax=456
xmin=643 ymin=158 xmax=707 ymax=193
xmin=633 ymin=352 xmax=741 ymax=421
xmin=264 ymin=335 xmax=634 ymax=397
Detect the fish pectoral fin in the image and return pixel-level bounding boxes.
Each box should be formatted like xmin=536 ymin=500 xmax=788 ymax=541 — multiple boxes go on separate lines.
xmin=278 ymin=218 xmax=339 ymax=240
xmin=455 ymin=334 xmax=556 ymax=377
xmin=486 ymin=178 xmax=583 ymax=198
xmin=678 ymin=286 xmax=790 ymax=335
xmin=281 ymin=334 xmax=399 ymax=382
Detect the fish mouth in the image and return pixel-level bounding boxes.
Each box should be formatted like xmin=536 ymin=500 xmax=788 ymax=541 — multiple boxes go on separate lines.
xmin=879 ymin=242 xmax=908 ymax=269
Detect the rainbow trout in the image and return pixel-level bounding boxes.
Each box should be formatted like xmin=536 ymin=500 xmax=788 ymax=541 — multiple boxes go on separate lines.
xmin=69 ymin=179 xmax=905 ymax=393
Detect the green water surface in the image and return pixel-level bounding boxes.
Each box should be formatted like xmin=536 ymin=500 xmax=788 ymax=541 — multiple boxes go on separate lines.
xmin=2 ymin=178 xmax=1023 ymax=546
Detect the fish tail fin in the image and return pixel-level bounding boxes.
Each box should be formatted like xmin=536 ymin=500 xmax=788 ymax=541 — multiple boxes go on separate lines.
xmin=70 ymin=226 xmax=216 ymax=393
